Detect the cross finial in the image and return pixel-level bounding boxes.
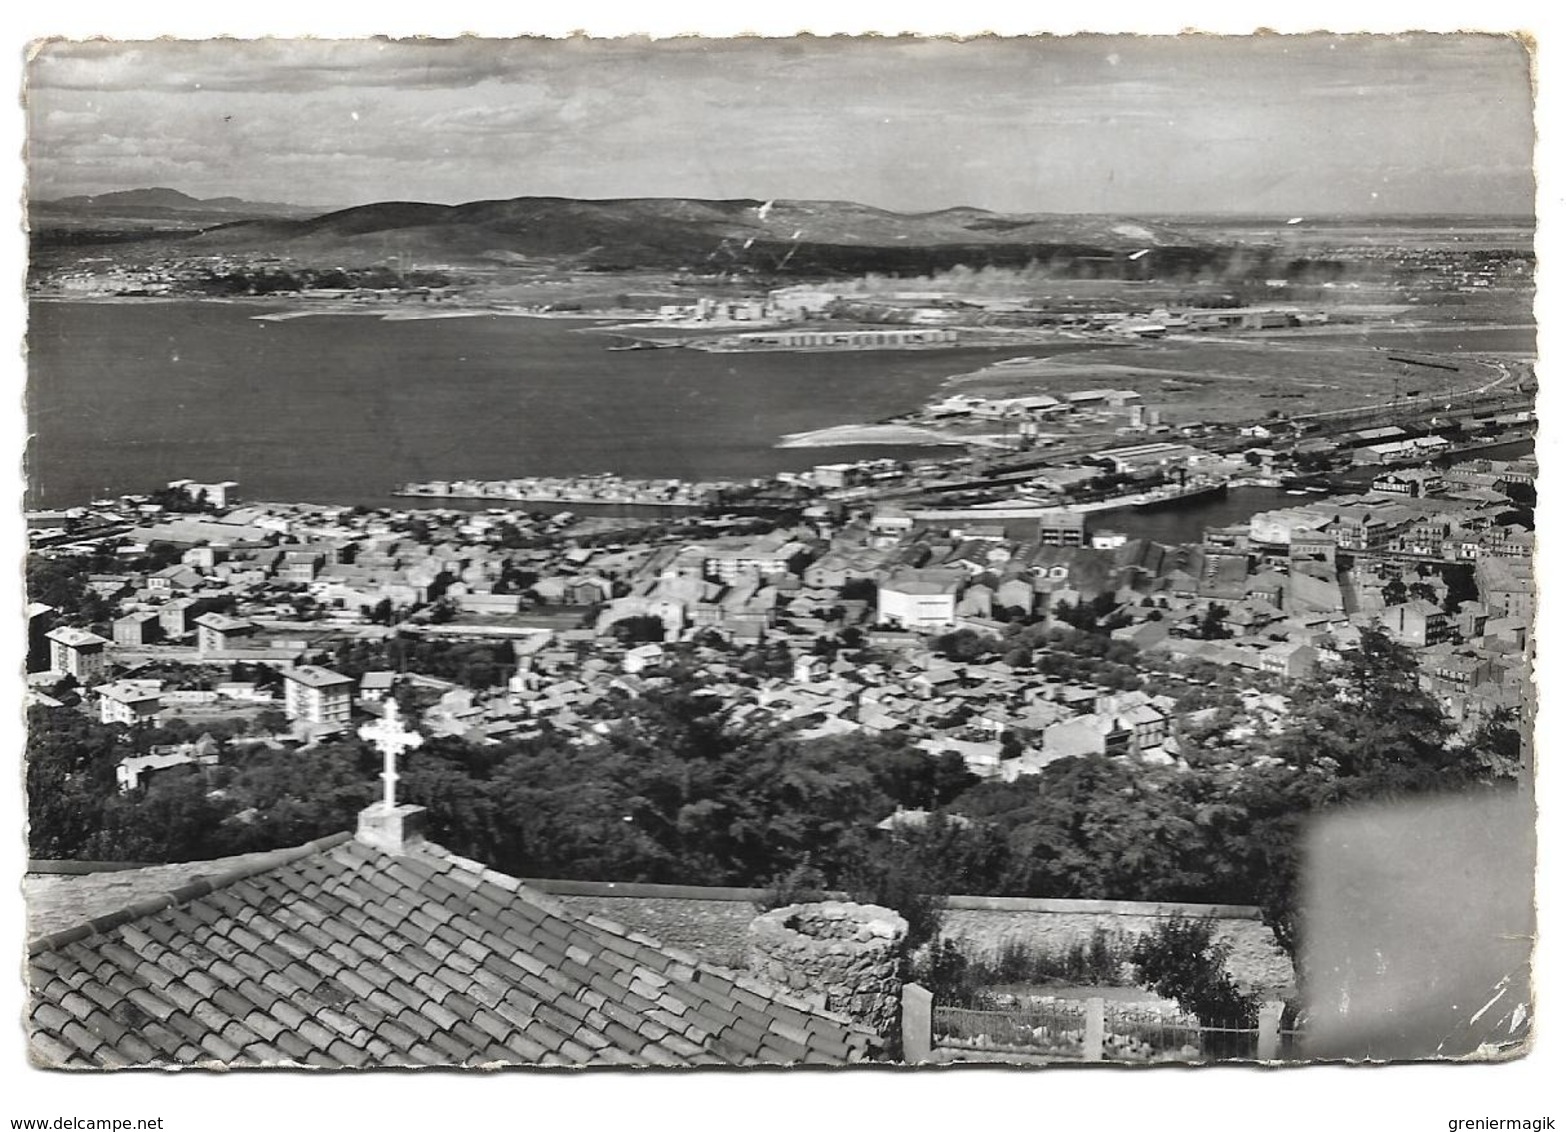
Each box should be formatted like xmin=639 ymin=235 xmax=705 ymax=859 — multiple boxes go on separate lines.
xmin=358 ymin=700 xmax=423 ymax=810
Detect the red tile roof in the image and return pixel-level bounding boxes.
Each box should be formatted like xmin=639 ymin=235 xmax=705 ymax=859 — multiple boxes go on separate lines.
xmin=27 ymin=833 xmax=879 ymax=1069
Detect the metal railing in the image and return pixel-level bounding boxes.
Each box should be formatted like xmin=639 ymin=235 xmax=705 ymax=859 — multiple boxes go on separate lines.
xmin=923 ymin=992 xmax=1295 ymax=1063
xmin=933 ymin=1001 xmax=1089 ymax=1059
xmin=1101 ymin=1004 xmax=1260 ymax=1062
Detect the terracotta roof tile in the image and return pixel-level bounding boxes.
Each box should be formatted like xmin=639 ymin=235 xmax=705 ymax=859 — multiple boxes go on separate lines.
xmin=421 ymin=1028 xmax=471 ymax=1063
xmin=327 ymin=1039 xmax=372 ymax=1068
xmin=445 ymin=1019 xmax=495 ymax=1056
xmin=760 ymin=1038 xmax=806 ymax=1064
xmin=540 ymin=989 xmax=592 ymax=1025
xmin=33 ymin=1003 xmax=72 ymax=1034
xmin=270 ymin=1031 xmax=314 ymax=1062
xmin=267 ymin=999 xmax=309 ymax=1033
xmin=219 ymin=1019 xmax=264 ymax=1051
xmin=293 ymin=1017 xmax=341 ymax=1053
xmin=243 ymin=1040 xmax=289 ymax=1064
xmin=229 ymin=952 xmax=277 ymax=984
xmin=29 ymin=1030 xmax=83 ymax=1067
xmin=654 ymin=1031 xmax=711 ymax=1060
xmin=75 ymin=979 xmax=124 ymax=1016
xmin=330 ymin=967 xmax=379 ymax=1001
xmin=81 ymin=1008 xmax=135 ymax=1052
xmin=93 ymin=1044 xmax=140 ymax=1070
xmin=371 ymin=1015 xmax=422 ymax=1050
xmin=552 ymin=1036 xmax=599 ymax=1064
xmin=389 ymin=1008 xmax=437 ymax=1043
xmin=208 ymin=986 xmax=254 ymax=1021
xmin=493 ymin=1030 xmax=550 ymax=1062
xmin=241 ymin=1010 xmax=286 ymax=1043
xmin=405 ymin=1041 xmax=447 ymax=1066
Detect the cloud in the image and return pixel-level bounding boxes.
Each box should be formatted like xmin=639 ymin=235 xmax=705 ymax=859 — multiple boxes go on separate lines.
xmin=23 ymin=33 xmax=1537 ymax=215
xmin=30 ymin=38 xmax=554 ymax=93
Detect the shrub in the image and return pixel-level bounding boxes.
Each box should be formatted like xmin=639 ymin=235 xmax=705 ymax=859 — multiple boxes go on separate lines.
xmin=1130 ymin=913 xmax=1259 ymax=1056
xmin=753 ymin=864 xmax=829 ymax=913
xmin=921 ymin=931 xmax=1133 ymax=1006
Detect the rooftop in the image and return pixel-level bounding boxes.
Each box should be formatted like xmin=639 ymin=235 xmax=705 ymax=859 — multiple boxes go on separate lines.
xmin=282 ymin=665 xmax=356 ymax=689
xmin=26 ymin=830 xmax=878 ymax=1069
xmin=193 ymin=613 xmax=252 ymax=632
xmin=45 ymin=627 xmax=109 ymax=649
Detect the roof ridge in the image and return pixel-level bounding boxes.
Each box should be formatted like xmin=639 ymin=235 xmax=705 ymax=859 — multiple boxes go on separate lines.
xmin=27 ymin=830 xmax=355 ymax=956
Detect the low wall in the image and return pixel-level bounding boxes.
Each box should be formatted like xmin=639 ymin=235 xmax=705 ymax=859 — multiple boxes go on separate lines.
xmin=525 ymin=879 xmax=1296 ymax=998
xmin=938 ymin=896 xmax=1295 ymax=998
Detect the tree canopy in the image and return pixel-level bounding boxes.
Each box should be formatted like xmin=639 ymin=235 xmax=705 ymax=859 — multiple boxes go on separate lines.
xmin=26 ymin=627 xmax=1520 ymax=981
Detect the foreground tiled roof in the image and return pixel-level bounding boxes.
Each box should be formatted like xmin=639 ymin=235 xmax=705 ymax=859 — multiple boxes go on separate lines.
xmin=27 ymin=833 xmax=879 ymax=1069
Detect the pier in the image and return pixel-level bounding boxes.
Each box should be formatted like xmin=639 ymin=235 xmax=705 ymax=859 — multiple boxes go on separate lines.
xmin=393 ymin=473 xmax=734 ymax=508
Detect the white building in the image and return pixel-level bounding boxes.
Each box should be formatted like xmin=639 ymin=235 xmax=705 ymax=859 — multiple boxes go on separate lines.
xmin=877 ymin=570 xmax=963 ymax=630
xmin=282 ymin=665 xmax=356 ymax=733
xmin=97 ymin=680 xmax=162 ymax=726
xmin=45 ymin=627 xmax=109 ymax=684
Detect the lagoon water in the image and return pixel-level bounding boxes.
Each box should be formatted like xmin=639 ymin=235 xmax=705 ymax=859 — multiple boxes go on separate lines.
xmin=26 ymin=301 xmax=1041 ymax=509
xmin=27 ymin=301 xmax=1536 ymax=519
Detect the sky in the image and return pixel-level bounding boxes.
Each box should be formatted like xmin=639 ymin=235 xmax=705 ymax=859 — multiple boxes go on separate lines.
xmin=25 ymin=34 xmax=1536 ymax=215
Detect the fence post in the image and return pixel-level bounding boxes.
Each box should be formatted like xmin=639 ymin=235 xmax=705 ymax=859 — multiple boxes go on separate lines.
xmin=1256 ymin=1000 xmax=1286 ymax=1061
xmin=1083 ymin=997 xmax=1105 ymax=1062
xmin=901 ymin=983 xmax=933 ymax=1064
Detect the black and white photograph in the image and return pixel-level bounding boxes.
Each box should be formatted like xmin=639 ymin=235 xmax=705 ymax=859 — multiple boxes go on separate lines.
xmin=6 ymin=7 xmax=1557 ymax=1126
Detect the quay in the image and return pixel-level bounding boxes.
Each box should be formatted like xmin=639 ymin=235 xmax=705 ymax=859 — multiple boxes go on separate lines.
xmin=393 ymin=474 xmax=733 ymax=507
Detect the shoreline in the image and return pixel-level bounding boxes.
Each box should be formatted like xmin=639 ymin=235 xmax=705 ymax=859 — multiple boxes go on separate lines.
xmin=775 ymin=422 xmax=988 ymax=449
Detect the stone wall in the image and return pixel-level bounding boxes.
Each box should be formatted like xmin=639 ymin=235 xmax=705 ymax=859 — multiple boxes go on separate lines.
xmin=529 ymin=880 xmax=1295 ymax=998
xmin=747 ymin=902 xmax=907 ymax=1044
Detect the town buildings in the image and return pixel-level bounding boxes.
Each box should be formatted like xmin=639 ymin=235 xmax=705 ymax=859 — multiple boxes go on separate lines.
xmin=20 ymin=440 xmax=1533 ymax=815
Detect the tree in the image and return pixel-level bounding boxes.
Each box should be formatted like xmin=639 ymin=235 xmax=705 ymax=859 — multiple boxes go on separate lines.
xmin=26 ymin=707 xmax=121 ymax=858
xmin=1273 ymin=626 xmax=1457 ymax=784
xmin=840 ymin=577 xmax=878 ymax=603
xmin=26 ymin=556 xmax=116 ymax=624
xmin=140 ymin=541 xmax=183 ymax=571
xmin=252 ymin=709 xmax=289 ymax=736
xmin=1230 ymin=626 xmax=1512 ymax=961
xmin=866 ymin=744 xmax=976 ymax=811
xmin=90 ymin=771 xmax=231 ymax=862
xmin=1439 ymin=563 xmax=1479 ymax=613
xmin=1130 ymin=913 xmax=1259 ymax=1056
xmin=609 ymin=615 xmax=665 ymax=645
xmin=1196 ymin=603 xmax=1232 ymax=640
xmin=1467 ymin=706 xmax=1525 ymax=781
xmin=932 ymin=628 xmax=1000 ymax=663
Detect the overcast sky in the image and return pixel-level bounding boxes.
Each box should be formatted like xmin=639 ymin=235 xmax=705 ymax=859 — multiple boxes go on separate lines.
xmin=26 ymin=34 xmax=1536 ymax=215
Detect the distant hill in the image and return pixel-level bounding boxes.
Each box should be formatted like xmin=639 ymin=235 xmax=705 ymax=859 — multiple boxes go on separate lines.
xmin=171 ymin=195 xmax=1211 ymax=274
xmin=32 ymin=187 xmax=318 ymax=224
xmin=30 ymin=191 xmax=1232 ymax=275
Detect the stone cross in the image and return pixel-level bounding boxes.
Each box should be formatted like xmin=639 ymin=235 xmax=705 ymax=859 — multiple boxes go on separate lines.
xmin=358 ymin=700 xmax=423 ymax=810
